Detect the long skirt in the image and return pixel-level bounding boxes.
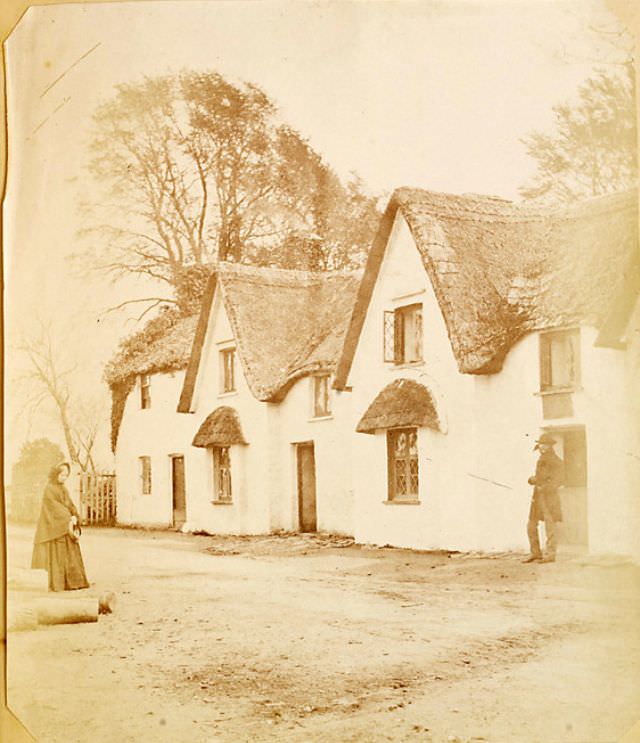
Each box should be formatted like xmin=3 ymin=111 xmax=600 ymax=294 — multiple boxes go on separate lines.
xmin=31 ymin=535 xmax=90 ymax=592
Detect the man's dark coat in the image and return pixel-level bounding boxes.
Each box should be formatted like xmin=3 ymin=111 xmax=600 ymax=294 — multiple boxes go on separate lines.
xmin=528 ymin=449 xmax=564 ymax=523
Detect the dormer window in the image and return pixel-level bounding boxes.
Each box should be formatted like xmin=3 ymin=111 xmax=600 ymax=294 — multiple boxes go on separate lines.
xmin=539 ymin=329 xmax=580 ymax=392
xmin=140 ymin=374 xmax=151 ymax=409
xmin=312 ymin=374 xmax=331 ymax=418
xmin=384 ymin=304 xmax=423 ymax=364
xmin=220 ymin=348 xmax=236 ymax=393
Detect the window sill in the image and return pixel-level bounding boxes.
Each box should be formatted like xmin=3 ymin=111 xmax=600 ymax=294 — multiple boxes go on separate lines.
xmin=383 ymin=499 xmax=421 ymax=506
xmin=218 ymin=390 xmax=238 ymax=398
xmin=535 ymin=386 xmax=582 ymax=397
xmin=309 ymin=414 xmax=333 ymax=422
xmin=387 ymin=361 xmax=425 ymax=370
xmin=211 ymin=500 xmax=233 ymax=506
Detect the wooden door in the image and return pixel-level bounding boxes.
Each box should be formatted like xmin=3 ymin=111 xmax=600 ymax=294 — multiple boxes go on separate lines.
xmin=171 ymin=455 xmax=186 ymax=527
xmin=297 ymin=443 xmax=317 ymax=532
xmin=553 ymin=428 xmax=588 ymax=548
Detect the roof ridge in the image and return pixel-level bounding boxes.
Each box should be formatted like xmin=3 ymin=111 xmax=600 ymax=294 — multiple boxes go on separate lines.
xmin=394 ymin=186 xmax=637 ymax=224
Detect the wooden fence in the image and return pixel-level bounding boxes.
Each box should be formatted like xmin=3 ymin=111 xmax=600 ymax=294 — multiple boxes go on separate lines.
xmin=79 ymin=472 xmax=116 ymax=526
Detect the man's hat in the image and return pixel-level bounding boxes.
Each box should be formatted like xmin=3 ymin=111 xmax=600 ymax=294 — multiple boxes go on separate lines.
xmin=535 ymin=432 xmax=557 ymax=445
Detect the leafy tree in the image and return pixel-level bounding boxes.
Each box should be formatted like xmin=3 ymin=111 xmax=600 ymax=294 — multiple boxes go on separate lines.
xmin=82 ymin=71 xmax=380 ymax=315
xmin=9 ymin=439 xmax=66 ymax=522
xmin=519 ymin=64 xmax=637 ymax=202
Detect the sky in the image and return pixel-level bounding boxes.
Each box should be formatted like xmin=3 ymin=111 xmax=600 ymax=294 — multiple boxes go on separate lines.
xmin=3 ymin=0 xmax=632 ymax=472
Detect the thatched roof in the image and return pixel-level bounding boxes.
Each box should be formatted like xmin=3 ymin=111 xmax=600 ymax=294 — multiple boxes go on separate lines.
xmin=356 ymin=378 xmax=442 ymax=434
xmin=179 ymin=262 xmax=361 ymax=411
xmin=106 ymin=311 xmax=199 ymax=452
xmin=335 ymin=188 xmax=638 ymax=387
xmin=192 ymin=406 xmax=247 ymax=447
xmin=105 ymin=312 xmax=198 ymax=388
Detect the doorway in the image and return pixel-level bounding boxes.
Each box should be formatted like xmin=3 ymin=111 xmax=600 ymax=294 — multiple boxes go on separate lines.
xmin=296 ymin=443 xmax=317 ymax=532
xmin=546 ymin=426 xmax=588 ymax=549
xmin=170 ymin=455 xmax=186 ymax=528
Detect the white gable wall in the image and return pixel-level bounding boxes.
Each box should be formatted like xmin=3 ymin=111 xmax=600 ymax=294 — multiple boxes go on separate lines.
xmin=182 ymin=291 xmax=270 ymax=535
xmin=347 ymin=212 xmax=637 ymax=558
xmin=348 ymin=213 xmax=478 ymax=549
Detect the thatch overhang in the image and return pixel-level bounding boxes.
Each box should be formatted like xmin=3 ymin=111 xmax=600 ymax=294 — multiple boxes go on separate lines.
xmin=356 ymin=378 xmax=442 ymax=434
xmin=105 ymin=312 xmax=199 ymax=452
xmin=334 ymin=188 xmax=638 ymax=389
xmin=192 ymin=406 xmax=247 ymax=448
xmin=178 ymin=262 xmax=362 ymax=411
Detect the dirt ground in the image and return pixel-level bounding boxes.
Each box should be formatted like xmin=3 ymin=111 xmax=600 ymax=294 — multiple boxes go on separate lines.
xmin=6 ymin=524 xmax=640 ymax=743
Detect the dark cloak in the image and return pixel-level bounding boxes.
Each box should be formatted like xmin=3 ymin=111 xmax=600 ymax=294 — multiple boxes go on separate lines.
xmin=33 ymin=482 xmax=79 ymax=544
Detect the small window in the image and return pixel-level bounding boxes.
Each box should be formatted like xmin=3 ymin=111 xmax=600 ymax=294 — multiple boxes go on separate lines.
xmin=212 ymin=446 xmax=232 ymax=502
xmin=220 ymin=348 xmax=236 ymax=393
xmin=139 ymin=456 xmax=152 ymax=495
xmin=383 ymin=304 xmax=423 ymax=364
xmin=539 ymin=329 xmax=580 ymax=391
xmin=312 ymin=375 xmax=331 ymax=418
xmin=387 ymin=428 xmax=419 ymax=501
xmin=140 ymin=374 xmax=151 ymax=409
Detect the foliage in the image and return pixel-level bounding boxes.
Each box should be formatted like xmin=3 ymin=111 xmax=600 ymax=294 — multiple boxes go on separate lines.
xmin=519 ymin=65 xmax=637 ymax=202
xmin=83 ymin=71 xmax=380 ymax=307
xmin=9 ymin=439 xmax=65 ymax=522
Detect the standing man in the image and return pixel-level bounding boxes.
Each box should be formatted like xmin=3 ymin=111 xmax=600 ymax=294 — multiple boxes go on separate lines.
xmin=523 ymin=433 xmax=564 ymax=563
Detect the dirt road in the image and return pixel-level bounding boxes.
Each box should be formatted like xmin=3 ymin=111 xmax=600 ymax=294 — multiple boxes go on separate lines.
xmin=6 ymin=525 xmax=640 ymax=743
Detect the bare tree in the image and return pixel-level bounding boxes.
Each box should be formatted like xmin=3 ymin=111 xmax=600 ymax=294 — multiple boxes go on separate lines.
xmin=15 ymin=320 xmax=104 ymax=473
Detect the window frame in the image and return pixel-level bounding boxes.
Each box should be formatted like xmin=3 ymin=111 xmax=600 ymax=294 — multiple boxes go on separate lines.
xmin=212 ymin=446 xmax=233 ymax=503
xmin=311 ymin=374 xmax=332 ymax=419
xmin=140 ymin=373 xmax=151 ymax=409
xmin=139 ymin=456 xmax=152 ymax=495
xmin=539 ymin=328 xmax=581 ymax=393
xmin=386 ymin=427 xmax=420 ymax=503
xmin=383 ymin=303 xmax=423 ymax=365
xmin=219 ymin=347 xmax=236 ymax=394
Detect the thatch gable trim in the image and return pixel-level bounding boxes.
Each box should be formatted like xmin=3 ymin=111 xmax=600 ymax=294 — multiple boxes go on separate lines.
xmin=177 ymin=273 xmax=218 ymax=414
xmin=334 ymin=200 xmax=399 ymax=390
xmin=192 ymin=406 xmax=247 ymax=448
xmin=356 ymin=378 xmax=442 ymax=434
xmin=594 ymin=261 xmax=640 ymax=349
xmin=335 ymin=187 xmax=637 ymax=389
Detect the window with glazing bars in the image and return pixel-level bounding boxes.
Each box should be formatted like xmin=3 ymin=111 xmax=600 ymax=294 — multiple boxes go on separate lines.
xmin=383 ymin=304 xmax=423 ymax=364
xmin=213 ymin=446 xmax=232 ymax=502
xmin=387 ymin=428 xmax=419 ymax=501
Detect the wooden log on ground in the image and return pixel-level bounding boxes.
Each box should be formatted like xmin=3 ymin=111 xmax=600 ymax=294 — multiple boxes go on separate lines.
xmin=7 ymin=604 xmax=39 ymax=632
xmin=35 ymin=597 xmax=99 ymax=625
xmin=7 ymin=568 xmax=48 ymax=593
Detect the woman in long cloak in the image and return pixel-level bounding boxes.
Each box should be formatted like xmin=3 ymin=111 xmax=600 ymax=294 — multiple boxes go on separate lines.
xmin=31 ymin=462 xmax=90 ymax=591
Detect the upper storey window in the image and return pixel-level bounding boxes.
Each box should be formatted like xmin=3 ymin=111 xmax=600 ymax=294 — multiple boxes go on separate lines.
xmin=140 ymin=374 xmax=151 ymax=409
xmin=384 ymin=304 xmax=423 ymax=364
xmin=312 ymin=374 xmax=331 ymax=418
xmin=539 ymin=329 xmax=580 ymax=392
xmin=220 ymin=348 xmax=236 ymax=394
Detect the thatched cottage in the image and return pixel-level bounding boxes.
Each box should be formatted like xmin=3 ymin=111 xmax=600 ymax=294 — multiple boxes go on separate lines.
xmin=335 ymin=188 xmax=640 ymax=558
xmin=108 ymin=187 xmax=639 ymax=561
xmin=109 ymin=262 xmax=360 ymax=534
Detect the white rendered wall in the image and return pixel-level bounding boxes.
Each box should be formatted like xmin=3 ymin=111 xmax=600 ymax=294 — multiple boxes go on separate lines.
xmin=347 ymin=213 xmax=637 ymax=557
xmin=181 ymin=291 xmax=270 ymax=535
xmin=115 ymin=369 xmax=194 ymax=527
xmin=267 ymin=376 xmax=354 ymax=535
